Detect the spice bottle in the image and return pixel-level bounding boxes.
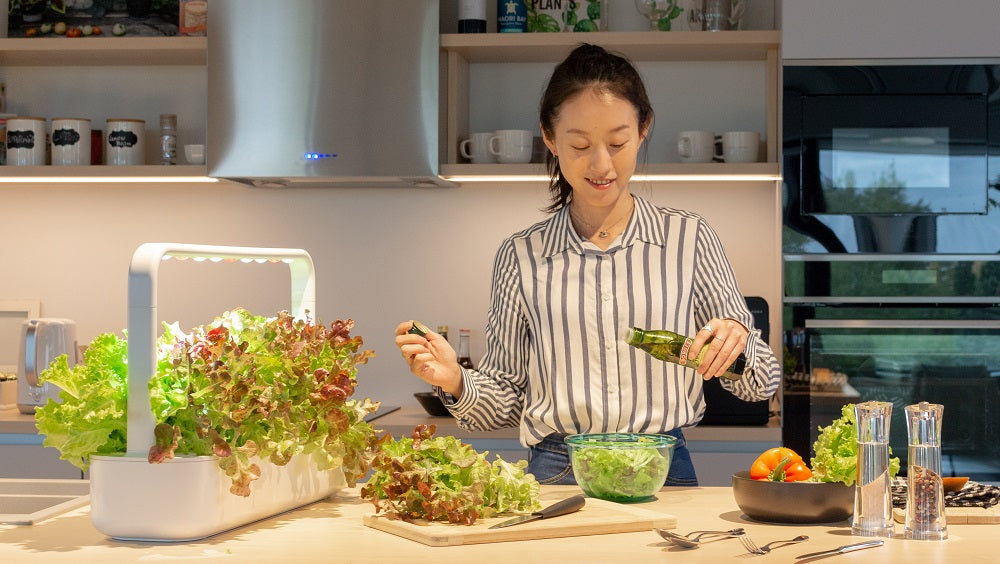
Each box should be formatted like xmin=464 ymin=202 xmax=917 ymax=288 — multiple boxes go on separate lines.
xmin=457 ymin=328 xmax=474 ymax=369
xmin=159 ymin=113 xmax=177 ymax=165
xmin=904 ymin=402 xmax=948 ymax=540
xmin=625 ymin=327 xmax=745 ymax=380
xmin=852 ymin=401 xmax=895 ymax=538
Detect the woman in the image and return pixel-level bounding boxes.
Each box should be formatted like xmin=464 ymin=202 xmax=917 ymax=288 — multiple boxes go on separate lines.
xmin=395 ymin=44 xmax=780 ymax=486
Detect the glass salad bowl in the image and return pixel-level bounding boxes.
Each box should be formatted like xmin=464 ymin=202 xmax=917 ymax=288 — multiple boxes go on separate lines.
xmin=565 ymin=433 xmax=676 ymax=502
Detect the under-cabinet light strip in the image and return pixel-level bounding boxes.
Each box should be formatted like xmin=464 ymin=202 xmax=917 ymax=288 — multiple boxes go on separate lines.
xmin=443 ymin=173 xmax=782 ymax=183
xmin=0 ymin=176 xmax=219 ymax=183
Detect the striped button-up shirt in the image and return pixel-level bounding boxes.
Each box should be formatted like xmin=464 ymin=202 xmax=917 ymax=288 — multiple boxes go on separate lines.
xmin=448 ymin=194 xmax=780 ymax=447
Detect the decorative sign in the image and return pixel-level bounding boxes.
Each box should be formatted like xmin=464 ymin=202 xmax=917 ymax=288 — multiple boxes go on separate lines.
xmin=527 ymin=0 xmax=603 ymax=32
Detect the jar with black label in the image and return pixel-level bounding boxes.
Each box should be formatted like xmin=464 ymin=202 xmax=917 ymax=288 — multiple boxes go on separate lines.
xmin=457 ymin=0 xmax=486 ymax=33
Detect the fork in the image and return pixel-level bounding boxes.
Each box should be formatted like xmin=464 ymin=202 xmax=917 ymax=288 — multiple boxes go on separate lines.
xmin=740 ymin=534 xmax=809 ymax=554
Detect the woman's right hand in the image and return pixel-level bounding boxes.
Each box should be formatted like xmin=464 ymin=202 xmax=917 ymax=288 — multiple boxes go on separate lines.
xmin=394 ymin=321 xmax=465 ymax=397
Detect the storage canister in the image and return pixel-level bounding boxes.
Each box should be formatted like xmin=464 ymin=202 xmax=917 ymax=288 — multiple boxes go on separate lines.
xmin=105 ymin=118 xmax=145 ymax=165
xmin=6 ymin=116 xmax=47 ymax=166
xmin=51 ymin=118 xmax=92 ymax=166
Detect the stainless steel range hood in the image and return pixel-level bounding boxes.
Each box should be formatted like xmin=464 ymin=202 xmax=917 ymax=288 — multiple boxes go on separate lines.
xmin=207 ymin=0 xmax=450 ymax=188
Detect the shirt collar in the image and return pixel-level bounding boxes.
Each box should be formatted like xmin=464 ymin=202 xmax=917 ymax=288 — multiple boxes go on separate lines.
xmin=540 ymin=194 xmax=666 ymax=258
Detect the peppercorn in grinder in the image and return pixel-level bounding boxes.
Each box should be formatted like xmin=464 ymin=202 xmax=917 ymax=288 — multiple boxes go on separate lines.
xmin=904 ymin=402 xmax=948 ymax=541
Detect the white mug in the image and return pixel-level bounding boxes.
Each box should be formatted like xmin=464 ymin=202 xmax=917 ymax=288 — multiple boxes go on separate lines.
xmin=6 ymin=117 xmax=47 ymax=165
xmin=51 ymin=118 xmax=91 ymax=166
xmin=677 ymin=130 xmax=715 ymax=163
xmin=105 ymin=118 xmax=145 ymax=165
xmin=492 ymin=129 xmax=533 ymax=164
xmin=716 ymin=131 xmax=760 ymax=163
xmin=460 ymin=132 xmax=497 ymax=164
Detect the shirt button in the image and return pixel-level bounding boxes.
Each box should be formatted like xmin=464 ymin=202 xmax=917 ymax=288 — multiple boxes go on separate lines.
xmin=602 ymin=293 xmax=612 ymax=301
xmin=605 ymin=341 xmax=614 ymax=350
xmin=608 ymin=385 xmax=618 ymax=394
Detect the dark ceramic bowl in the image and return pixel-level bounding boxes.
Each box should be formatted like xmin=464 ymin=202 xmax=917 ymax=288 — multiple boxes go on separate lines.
xmin=731 ymin=470 xmax=854 ymax=523
xmin=414 ymin=392 xmax=452 ymax=417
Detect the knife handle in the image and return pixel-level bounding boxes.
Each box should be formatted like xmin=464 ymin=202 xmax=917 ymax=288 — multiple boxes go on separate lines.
xmin=537 ymin=494 xmax=586 ymax=519
xmin=841 ymin=540 xmax=884 ymax=553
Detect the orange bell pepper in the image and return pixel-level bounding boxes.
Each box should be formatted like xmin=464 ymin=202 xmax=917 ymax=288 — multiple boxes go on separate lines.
xmin=749 ymin=447 xmax=813 ymax=482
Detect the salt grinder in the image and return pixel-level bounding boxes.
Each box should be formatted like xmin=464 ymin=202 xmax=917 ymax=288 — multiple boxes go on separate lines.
xmin=852 ymin=401 xmax=895 ymax=538
xmin=904 ymin=402 xmax=948 ymax=540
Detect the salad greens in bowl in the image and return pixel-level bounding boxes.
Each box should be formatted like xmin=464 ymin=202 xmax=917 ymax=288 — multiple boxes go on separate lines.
xmin=565 ymin=433 xmax=676 ymax=502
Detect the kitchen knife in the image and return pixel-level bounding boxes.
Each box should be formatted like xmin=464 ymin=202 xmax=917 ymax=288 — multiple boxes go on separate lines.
xmin=488 ymin=494 xmax=586 ymax=529
xmin=796 ymin=539 xmax=884 ymax=559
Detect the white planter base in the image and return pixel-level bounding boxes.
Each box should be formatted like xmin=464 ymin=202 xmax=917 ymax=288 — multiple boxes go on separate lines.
xmin=90 ymin=453 xmax=345 ymax=541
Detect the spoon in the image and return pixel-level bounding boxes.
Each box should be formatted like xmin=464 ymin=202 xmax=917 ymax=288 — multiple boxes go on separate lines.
xmin=655 ymin=528 xmax=745 ymax=548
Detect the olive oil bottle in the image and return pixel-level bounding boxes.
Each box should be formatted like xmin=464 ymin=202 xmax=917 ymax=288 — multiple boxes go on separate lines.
xmin=626 ymin=327 xmax=745 ymax=381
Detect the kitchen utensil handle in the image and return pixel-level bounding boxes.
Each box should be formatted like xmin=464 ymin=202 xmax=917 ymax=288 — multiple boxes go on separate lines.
xmin=840 ymin=540 xmax=884 ymax=553
xmin=537 ymin=494 xmax=586 ymax=519
xmin=126 ymin=243 xmax=316 ymax=455
xmin=24 ymin=320 xmax=38 ymax=387
xmin=797 ymin=539 xmax=884 ymax=559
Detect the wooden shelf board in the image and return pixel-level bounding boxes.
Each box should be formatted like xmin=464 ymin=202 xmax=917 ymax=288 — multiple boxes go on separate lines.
xmin=0 ymin=165 xmax=207 ymax=177
xmin=0 ymin=36 xmax=206 ymax=66
xmin=440 ymin=31 xmax=780 ymax=63
xmin=440 ymin=162 xmax=780 ymax=178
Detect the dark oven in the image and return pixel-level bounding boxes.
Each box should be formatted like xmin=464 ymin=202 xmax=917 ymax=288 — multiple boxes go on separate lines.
xmin=782 ymin=63 xmax=1000 ymax=482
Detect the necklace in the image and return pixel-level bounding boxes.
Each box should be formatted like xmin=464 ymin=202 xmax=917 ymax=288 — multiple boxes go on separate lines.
xmin=570 ymin=197 xmax=634 ymax=239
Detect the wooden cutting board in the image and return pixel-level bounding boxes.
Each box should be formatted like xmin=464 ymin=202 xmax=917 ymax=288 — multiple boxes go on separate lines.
xmin=363 ymin=495 xmax=677 ymax=546
xmin=892 ymin=505 xmax=1000 ymax=524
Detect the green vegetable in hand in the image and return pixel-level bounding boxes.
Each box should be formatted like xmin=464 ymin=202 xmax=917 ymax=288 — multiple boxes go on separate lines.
xmin=360 ymin=424 xmax=540 ymax=525
xmin=810 ymin=403 xmax=901 ymax=486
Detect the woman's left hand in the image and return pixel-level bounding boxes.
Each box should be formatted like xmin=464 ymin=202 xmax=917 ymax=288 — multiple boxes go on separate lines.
xmin=689 ymin=318 xmax=749 ymax=379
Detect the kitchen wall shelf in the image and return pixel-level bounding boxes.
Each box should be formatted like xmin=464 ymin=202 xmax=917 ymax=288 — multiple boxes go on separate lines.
xmin=439 ymin=31 xmax=781 ymax=180
xmin=0 ymin=37 xmax=206 ymax=66
xmin=441 ymin=161 xmax=781 ymax=180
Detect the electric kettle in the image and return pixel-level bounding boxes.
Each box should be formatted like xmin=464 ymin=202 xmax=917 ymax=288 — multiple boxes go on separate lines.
xmin=17 ymin=318 xmax=77 ymax=414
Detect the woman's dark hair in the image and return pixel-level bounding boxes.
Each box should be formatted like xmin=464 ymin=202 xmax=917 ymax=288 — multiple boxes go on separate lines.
xmin=539 ymin=43 xmax=654 ymax=212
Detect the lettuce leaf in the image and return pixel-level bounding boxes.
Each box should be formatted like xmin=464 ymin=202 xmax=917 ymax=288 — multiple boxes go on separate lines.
xmin=35 ymin=309 xmax=382 ymax=497
xmin=570 ymin=445 xmax=670 ymax=500
xmin=360 ymin=424 xmax=540 ymax=525
xmin=810 ymin=403 xmax=901 ymax=485
xmin=35 ymin=332 xmax=129 ymax=472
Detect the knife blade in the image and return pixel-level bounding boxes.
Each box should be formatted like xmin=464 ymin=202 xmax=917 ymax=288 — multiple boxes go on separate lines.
xmin=796 ymin=539 xmax=884 ymax=559
xmin=488 ymin=494 xmax=586 ymax=529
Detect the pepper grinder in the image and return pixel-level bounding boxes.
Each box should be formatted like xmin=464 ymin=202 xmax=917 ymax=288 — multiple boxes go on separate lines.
xmin=904 ymin=402 xmax=948 ymax=540
xmin=852 ymin=401 xmax=895 ymax=538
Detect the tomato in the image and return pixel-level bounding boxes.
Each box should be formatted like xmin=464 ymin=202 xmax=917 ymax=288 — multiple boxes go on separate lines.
xmin=92 ymin=26 xmax=102 ymax=36
xmin=66 ymin=27 xmax=82 ymax=38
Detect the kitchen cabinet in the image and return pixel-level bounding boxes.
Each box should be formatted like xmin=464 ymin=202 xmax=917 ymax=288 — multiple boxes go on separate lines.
xmin=439 ymin=30 xmax=781 ymax=180
xmin=0 ymin=36 xmax=206 ymax=176
xmin=782 ymin=0 xmax=1000 ymax=60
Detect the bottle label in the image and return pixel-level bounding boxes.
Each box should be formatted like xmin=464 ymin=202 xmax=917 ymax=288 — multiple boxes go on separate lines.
xmin=678 ymin=337 xmax=694 ymax=366
xmin=498 ymin=0 xmax=528 ymax=32
xmin=458 ymin=0 xmax=486 ymax=20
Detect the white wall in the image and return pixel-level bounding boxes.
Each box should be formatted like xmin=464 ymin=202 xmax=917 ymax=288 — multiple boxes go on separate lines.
xmin=0 ymin=178 xmax=780 ymax=406
xmin=782 ymin=0 xmax=1000 ymax=60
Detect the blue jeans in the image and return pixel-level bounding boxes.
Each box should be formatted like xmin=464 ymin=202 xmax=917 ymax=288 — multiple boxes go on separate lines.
xmin=526 ymin=429 xmax=698 ymax=487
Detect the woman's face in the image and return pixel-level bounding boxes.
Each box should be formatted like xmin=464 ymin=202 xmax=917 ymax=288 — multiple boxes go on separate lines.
xmin=542 ymin=87 xmax=647 ymax=208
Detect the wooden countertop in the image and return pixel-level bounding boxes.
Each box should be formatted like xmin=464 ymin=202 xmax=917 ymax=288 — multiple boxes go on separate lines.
xmin=0 ymin=484 xmax=993 ymax=562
